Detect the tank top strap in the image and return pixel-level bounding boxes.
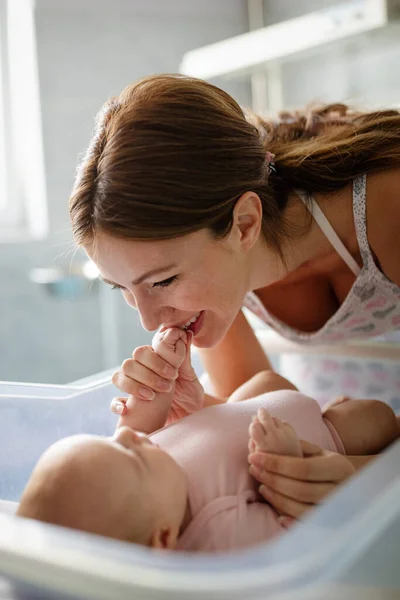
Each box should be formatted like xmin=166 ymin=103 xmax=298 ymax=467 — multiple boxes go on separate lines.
xmin=295 ymin=189 xmax=361 ymax=276
xmin=352 ymin=174 xmax=371 ymax=262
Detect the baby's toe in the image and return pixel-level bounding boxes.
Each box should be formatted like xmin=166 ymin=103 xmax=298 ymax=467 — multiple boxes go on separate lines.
xmin=153 ymin=328 xmax=187 ymax=366
xmin=174 ymin=338 xmax=187 ymax=359
xmin=162 ymin=328 xmax=187 ymax=346
xmin=249 ymin=417 xmax=267 ymax=447
xmin=257 ymin=408 xmax=275 ymax=430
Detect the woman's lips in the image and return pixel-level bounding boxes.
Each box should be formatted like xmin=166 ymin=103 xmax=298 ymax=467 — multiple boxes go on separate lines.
xmin=159 ymin=310 xmax=205 ymax=335
xmin=187 ymin=310 xmax=204 ymax=336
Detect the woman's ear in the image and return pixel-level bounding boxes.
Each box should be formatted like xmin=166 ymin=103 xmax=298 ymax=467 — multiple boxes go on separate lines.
xmin=231 ymin=192 xmax=262 ymax=252
xmin=151 ymin=525 xmax=179 ymax=550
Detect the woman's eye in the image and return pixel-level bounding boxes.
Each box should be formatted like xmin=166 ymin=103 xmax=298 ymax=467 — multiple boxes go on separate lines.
xmin=152 ymin=275 xmax=177 ymax=288
xmin=111 ymin=284 xmax=125 ymax=291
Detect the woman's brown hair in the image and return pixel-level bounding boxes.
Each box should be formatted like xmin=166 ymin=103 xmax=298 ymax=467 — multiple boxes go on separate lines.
xmin=69 ymin=74 xmax=400 ymax=254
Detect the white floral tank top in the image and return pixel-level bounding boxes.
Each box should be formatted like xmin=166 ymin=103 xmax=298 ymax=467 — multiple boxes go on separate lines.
xmin=244 ymin=174 xmax=400 ymax=345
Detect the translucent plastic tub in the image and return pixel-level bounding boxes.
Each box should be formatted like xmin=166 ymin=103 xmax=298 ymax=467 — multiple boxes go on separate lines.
xmin=0 ymin=376 xmax=399 ymax=599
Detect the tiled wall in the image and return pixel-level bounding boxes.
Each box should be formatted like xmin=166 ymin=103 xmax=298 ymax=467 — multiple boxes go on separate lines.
xmin=2 ymin=0 xmax=399 ymax=386
xmin=0 ymin=0 xmax=251 ymax=384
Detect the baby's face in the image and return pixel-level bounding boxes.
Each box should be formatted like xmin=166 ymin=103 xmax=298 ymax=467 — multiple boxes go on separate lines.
xmin=110 ymin=426 xmax=183 ymax=494
xmin=95 ymin=427 xmax=189 ymax=545
xmin=18 ymin=428 xmax=188 ymax=547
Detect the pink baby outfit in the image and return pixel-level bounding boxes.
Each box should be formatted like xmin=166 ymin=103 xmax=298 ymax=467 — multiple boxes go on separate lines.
xmin=150 ymin=391 xmax=344 ymax=553
xmin=244 ymin=175 xmax=400 ymax=344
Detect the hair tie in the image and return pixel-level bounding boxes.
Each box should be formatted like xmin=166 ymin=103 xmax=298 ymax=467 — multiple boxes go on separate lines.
xmin=265 ymin=151 xmax=276 ymax=178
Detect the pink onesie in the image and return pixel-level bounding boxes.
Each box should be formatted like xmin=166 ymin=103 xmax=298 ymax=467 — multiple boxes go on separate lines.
xmin=150 ymin=391 xmax=344 ymax=553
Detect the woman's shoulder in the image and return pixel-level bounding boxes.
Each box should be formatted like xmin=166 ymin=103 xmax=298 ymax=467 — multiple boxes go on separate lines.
xmin=367 ymin=166 xmax=400 ymax=196
xmin=366 ymin=167 xmax=400 ymax=286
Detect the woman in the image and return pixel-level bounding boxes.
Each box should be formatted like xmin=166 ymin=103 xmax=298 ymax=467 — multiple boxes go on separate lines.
xmin=69 ymin=74 xmax=400 ymax=518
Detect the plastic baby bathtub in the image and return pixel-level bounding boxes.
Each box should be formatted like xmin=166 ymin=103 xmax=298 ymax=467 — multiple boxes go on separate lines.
xmin=0 ymin=374 xmax=399 ymax=600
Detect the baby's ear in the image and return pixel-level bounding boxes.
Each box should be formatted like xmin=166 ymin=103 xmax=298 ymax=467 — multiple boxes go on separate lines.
xmin=150 ymin=525 xmax=179 ymax=550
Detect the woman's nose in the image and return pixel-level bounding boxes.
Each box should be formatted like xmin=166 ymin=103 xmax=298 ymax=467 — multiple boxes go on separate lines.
xmin=138 ymin=312 xmax=162 ymax=332
xmin=136 ymin=300 xmax=164 ymax=332
xmin=123 ymin=289 xmax=161 ymax=331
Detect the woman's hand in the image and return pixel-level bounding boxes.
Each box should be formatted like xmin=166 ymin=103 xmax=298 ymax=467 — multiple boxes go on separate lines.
xmin=110 ymin=338 xmax=180 ymax=415
xmin=248 ymin=440 xmax=355 ymax=518
xmin=110 ymin=328 xmax=204 ymax=423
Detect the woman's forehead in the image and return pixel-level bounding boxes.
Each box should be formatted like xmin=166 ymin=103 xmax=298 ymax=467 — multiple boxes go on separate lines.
xmin=87 ymin=229 xmax=214 ymax=281
xmin=90 ymin=229 xmax=213 ymax=263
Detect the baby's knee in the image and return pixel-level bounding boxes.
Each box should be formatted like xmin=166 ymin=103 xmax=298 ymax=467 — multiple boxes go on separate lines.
xmin=228 ymin=370 xmax=297 ymax=403
xmin=246 ymin=370 xmax=298 ymax=394
xmin=247 ymin=370 xmax=276 ymax=388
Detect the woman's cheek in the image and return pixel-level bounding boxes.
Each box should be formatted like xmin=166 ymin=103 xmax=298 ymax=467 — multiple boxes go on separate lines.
xmin=174 ymin=286 xmax=202 ymax=309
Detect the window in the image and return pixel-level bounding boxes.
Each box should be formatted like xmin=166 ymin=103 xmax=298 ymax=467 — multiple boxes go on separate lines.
xmin=0 ymin=0 xmax=48 ymax=242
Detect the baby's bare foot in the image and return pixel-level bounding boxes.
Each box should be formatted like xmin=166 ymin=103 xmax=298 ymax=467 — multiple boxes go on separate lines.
xmin=152 ymin=328 xmax=187 ymax=370
xmin=249 ymin=409 xmax=303 ymax=457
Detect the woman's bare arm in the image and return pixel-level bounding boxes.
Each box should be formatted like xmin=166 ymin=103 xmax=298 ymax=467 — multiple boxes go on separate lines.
xmin=198 ymin=310 xmax=272 ymax=398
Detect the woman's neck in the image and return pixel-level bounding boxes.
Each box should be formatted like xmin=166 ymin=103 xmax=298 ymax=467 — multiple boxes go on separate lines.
xmin=249 ymin=186 xmax=357 ymax=291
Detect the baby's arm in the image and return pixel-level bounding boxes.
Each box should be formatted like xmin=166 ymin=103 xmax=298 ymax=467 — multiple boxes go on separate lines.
xmin=323 ymin=399 xmax=399 ymax=455
xmin=117 ymin=329 xmax=187 ymax=434
xmin=118 ymin=394 xmax=169 ymax=435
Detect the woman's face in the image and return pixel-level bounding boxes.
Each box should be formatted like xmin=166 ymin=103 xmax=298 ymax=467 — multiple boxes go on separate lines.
xmin=87 ymin=226 xmax=254 ymax=348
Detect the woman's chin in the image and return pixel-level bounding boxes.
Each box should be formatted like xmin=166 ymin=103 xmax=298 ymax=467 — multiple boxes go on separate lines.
xmin=191 ymin=328 xmax=215 ymax=348
xmin=191 ymin=321 xmax=231 ymax=349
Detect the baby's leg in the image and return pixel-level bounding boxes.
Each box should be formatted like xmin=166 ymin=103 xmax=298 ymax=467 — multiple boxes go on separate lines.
xmin=249 ymin=409 xmax=303 ymax=457
xmin=323 ymin=399 xmax=399 ymax=455
xmin=229 ymin=370 xmax=298 ymax=403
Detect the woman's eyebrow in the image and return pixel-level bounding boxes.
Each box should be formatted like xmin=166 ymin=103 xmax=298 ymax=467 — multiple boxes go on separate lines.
xmin=100 ymin=276 xmax=120 ymax=287
xmin=100 ymin=264 xmax=177 ymax=288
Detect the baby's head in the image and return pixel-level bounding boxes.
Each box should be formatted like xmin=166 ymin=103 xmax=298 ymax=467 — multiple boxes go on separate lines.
xmin=17 ymin=427 xmax=188 ymax=549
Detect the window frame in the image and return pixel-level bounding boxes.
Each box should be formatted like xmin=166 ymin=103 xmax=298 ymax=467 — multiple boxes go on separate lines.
xmin=0 ymin=0 xmax=48 ymax=242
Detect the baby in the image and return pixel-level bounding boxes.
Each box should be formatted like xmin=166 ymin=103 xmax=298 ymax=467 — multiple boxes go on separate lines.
xmin=17 ymin=329 xmax=399 ymax=552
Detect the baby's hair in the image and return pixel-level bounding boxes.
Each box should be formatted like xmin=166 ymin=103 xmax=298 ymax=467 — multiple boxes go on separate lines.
xmin=17 ymin=437 xmax=152 ymax=545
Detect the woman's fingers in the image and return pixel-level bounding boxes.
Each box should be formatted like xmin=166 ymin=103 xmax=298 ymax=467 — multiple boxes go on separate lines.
xmin=113 ymin=360 xmax=175 ymax=398
xmin=277 ymin=515 xmax=297 ymax=529
xmin=258 ymin=484 xmax=313 ymax=519
xmin=299 ymin=439 xmax=323 ymax=456
xmin=249 ymin=464 xmax=336 ymax=504
xmin=112 ymin=371 xmax=158 ymax=400
xmin=248 ymin=448 xmax=356 ymax=517
xmin=132 ymin=346 xmax=178 ymax=380
xmin=110 ymin=397 xmax=128 ymax=415
xmin=248 ymin=450 xmax=355 ymax=483
xmin=110 ymin=338 xmax=183 ymax=415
